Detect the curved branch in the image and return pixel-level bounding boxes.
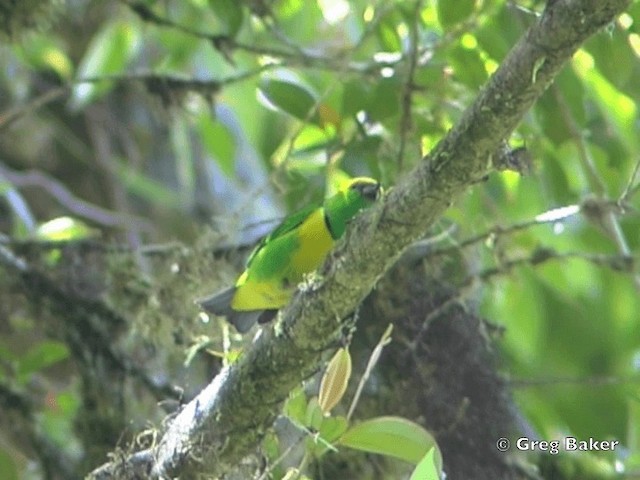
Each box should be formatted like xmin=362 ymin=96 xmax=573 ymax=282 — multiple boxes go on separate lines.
xmin=89 ymin=1 xmax=631 ymax=478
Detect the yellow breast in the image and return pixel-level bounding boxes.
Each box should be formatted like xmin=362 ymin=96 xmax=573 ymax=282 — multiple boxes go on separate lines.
xmin=231 ymin=208 xmax=334 ymax=311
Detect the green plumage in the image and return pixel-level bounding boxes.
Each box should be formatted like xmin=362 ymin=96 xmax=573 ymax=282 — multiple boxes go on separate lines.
xmin=198 ymin=177 xmax=382 ymax=333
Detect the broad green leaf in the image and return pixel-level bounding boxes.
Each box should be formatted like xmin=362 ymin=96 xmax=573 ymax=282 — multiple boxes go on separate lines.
xmin=198 ymin=114 xmax=236 ymax=177
xmin=339 ymin=416 xmax=437 ymax=464
xmin=258 ymin=78 xmax=321 ymax=125
xmin=319 ymin=415 xmax=348 ymax=444
xmin=410 ymin=447 xmax=444 ymax=480
xmin=16 ymin=341 xmax=70 ymax=383
xmin=284 ymin=387 xmax=308 ymax=426
xmin=209 ymin=0 xmax=244 ymax=36
xmin=307 ymin=415 xmax=348 ymax=457
xmin=305 ymin=397 xmax=324 ymax=431
xmin=71 ymin=21 xmax=141 ymax=109
xmin=437 ymin=0 xmax=475 ymax=28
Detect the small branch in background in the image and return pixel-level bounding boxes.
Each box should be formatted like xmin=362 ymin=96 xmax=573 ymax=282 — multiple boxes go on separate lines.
xmin=476 ymin=248 xmax=636 ymax=281
xmin=410 ymin=247 xmax=637 ymax=348
xmin=125 ymin=1 xmax=298 ymax=63
xmin=123 ymin=1 xmax=401 ymax=74
xmin=0 ymin=86 xmax=68 ymax=131
xmin=409 ymin=282 xmax=479 ymax=350
xmin=554 ymin=84 xmax=640 ymax=290
xmin=346 ymin=323 xmax=393 ymax=421
xmin=0 ymin=179 xmax=37 ymax=234
xmin=0 ymin=162 xmax=153 ymax=231
xmin=553 ymin=85 xmax=607 ymax=195
xmin=396 ymin=0 xmax=422 ymax=171
xmin=429 ymin=203 xmax=582 ymax=257
xmin=75 ymin=68 xmax=272 ymax=108
xmin=619 ymin=155 xmax=640 ymax=204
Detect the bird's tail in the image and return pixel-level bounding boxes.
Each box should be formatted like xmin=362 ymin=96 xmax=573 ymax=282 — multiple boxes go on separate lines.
xmin=196 ymin=286 xmax=236 ymax=316
xmin=196 ymin=287 xmax=263 ymax=334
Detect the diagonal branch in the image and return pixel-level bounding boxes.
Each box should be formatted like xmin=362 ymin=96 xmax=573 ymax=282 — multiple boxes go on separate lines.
xmin=88 ymin=1 xmax=631 ymax=478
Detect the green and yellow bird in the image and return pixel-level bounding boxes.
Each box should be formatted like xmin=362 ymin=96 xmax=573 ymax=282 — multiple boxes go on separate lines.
xmin=197 ymin=177 xmax=382 ymax=333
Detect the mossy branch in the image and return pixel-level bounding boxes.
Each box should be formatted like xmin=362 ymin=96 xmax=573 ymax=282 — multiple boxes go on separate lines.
xmin=88 ymin=1 xmax=631 ymax=478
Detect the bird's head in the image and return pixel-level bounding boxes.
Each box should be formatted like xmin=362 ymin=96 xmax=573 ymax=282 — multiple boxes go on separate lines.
xmin=324 ymin=177 xmax=383 ymax=239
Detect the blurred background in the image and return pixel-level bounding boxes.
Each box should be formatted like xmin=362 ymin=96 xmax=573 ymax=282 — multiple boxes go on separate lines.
xmin=0 ymin=0 xmax=639 ymax=478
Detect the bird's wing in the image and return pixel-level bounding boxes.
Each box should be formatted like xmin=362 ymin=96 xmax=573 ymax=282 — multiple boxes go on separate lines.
xmin=245 ymin=202 xmax=320 ymax=267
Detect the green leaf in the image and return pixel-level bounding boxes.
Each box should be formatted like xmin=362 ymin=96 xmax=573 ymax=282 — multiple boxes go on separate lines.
xmin=209 ymin=0 xmax=244 ymax=36
xmin=410 ymin=447 xmax=444 ymax=480
xmin=342 ymin=80 xmax=371 ymax=117
xmin=259 ymin=78 xmax=320 ymax=125
xmin=339 ymin=416 xmax=438 ymax=464
xmin=437 ymin=0 xmax=476 ymax=29
xmin=305 ymin=397 xmax=324 ymax=431
xmin=71 ymin=21 xmax=141 ymax=109
xmin=16 ymin=341 xmax=70 ymax=383
xmin=318 ymin=415 xmax=348 ymax=444
xmin=306 ymin=415 xmax=348 ymax=457
xmin=376 ymin=16 xmax=402 ymax=52
xmin=284 ymin=387 xmax=308 ymax=426
xmin=368 ymin=78 xmax=401 ymax=121
xmin=112 ymin=158 xmax=182 ymax=207
xmin=198 ymin=114 xmax=236 ymax=177
xmin=19 ymin=35 xmax=74 ymax=80
xmin=585 ymin=27 xmax=636 ymax=89
xmin=35 ymin=216 xmax=98 ymax=242
xmin=448 ymin=44 xmax=487 ymax=88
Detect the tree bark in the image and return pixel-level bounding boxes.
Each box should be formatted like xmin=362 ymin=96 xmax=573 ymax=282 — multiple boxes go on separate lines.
xmin=88 ymin=1 xmax=631 ymax=478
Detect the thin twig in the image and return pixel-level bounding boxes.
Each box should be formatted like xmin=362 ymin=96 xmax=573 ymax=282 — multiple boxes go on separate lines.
xmin=397 ymin=0 xmax=422 ymax=171
xmin=346 ymin=323 xmax=393 ymax=421
xmin=0 ymin=163 xmax=153 ymax=231
xmin=554 ymin=85 xmax=640 ymax=290
xmin=0 ymin=86 xmax=68 ymax=131
xmin=619 ymin=156 xmax=640 ymax=203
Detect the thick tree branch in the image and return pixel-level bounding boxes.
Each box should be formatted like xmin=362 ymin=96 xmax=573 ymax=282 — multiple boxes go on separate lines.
xmin=89 ymin=1 xmax=631 ymax=478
